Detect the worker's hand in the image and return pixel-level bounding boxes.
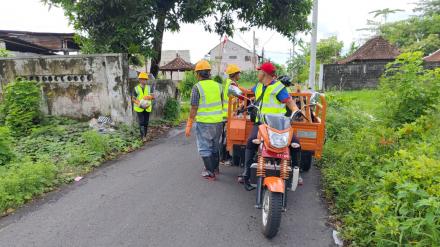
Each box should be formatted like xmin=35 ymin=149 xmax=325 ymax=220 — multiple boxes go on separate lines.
xmin=185 ymin=119 xmax=193 ymax=137
xmin=143 ymin=95 xmax=154 ymax=100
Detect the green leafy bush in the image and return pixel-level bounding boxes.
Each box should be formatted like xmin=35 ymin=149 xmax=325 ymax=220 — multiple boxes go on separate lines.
xmin=379 ymin=52 xmax=440 ymax=127
xmin=213 ymin=75 xmax=223 ymax=84
xmin=0 ymin=127 xmax=14 ymax=166
xmin=3 ymin=79 xmax=42 ymax=137
xmin=82 ymin=130 xmax=110 ymax=156
xmin=164 ymin=98 xmax=180 ymax=122
xmin=179 ymin=71 xmax=198 ymax=99
xmin=0 ymin=161 xmax=57 ymax=213
xmin=322 ymin=89 xmax=440 ymax=246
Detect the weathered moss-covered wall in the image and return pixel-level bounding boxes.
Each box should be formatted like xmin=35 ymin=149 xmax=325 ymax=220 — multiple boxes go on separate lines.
xmin=0 ymin=54 xmax=132 ymax=122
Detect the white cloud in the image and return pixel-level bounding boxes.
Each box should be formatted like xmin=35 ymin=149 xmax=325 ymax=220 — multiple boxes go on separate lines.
xmin=0 ymin=0 xmax=415 ymax=64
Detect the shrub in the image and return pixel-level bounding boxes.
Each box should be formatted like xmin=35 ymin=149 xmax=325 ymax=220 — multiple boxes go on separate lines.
xmin=0 ymin=161 xmax=57 ymax=213
xmin=213 ymin=75 xmax=223 ymax=84
xmin=322 ymin=91 xmax=440 ymax=246
xmin=238 ymin=70 xmax=258 ymax=84
xmin=3 ymin=79 xmax=42 ymax=137
xmin=379 ymin=52 xmax=440 ymax=127
xmin=164 ymin=98 xmax=180 ymax=122
xmin=82 ymin=130 xmax=110 ymax=156
xmin=179 ymin=71 xmax=198 ymax=99
xmin=0 ymin=127 xmax=14 ymax=166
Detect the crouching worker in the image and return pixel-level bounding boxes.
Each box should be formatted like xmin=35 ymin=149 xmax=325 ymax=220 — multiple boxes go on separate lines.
xmin=185 ymin=60 xmax=223 ymax=180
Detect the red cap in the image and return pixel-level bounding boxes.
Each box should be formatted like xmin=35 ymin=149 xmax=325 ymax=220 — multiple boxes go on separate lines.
xmin=257 ymin=62 xmax=276 ymax=75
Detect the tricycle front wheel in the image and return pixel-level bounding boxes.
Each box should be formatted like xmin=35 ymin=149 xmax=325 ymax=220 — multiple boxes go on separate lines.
xmin=261 ymin=190 xmax=283 ymax=239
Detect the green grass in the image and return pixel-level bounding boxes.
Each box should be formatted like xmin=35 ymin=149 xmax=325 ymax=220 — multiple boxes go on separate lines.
xmin=238 ymin=81 xmax=258 ymax=89
xmin=327 ymin=89 xmax=378 ymax=115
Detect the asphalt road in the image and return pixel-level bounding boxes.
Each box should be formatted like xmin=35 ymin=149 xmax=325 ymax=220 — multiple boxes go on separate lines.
xmin=0 ymin=128 xmax=335 ymax=247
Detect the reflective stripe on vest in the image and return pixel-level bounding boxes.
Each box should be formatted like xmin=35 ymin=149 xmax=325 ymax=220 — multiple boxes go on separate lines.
xmin=196 ymin=80 xmax=223 ymax=123
xmin=255 ymin=81 xmax=286 ymax=119
xmin=133 ymin=84 xmax=152 ymax=113
xmin=223 ymin=78 xmax=232 ymax=118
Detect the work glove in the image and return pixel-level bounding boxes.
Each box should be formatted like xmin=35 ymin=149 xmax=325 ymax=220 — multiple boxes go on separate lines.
xmin=185 ymin=118 xmax=193 ymax=137
xmin=143 ymin=95 xmax=154 ymax=100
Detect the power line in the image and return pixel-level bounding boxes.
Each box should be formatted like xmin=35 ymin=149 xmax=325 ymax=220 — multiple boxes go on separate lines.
xmin=236 ymin=33 xmax=252 ymax=50
xmin=262 ymin=32 xmax=276 ymax=47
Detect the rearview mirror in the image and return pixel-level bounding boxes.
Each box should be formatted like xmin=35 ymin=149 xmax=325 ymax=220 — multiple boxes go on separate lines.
xmin=228 ymin=85 xmax=243 ymax=97
xmin=310 ymin=92 xmax=320 ymax=105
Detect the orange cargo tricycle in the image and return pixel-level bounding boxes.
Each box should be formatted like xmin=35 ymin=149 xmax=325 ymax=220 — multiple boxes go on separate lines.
xmin=226 ymin=85 xmax=327 ymax=238
xmin=226 ymin=87 xmax=327 ymax=170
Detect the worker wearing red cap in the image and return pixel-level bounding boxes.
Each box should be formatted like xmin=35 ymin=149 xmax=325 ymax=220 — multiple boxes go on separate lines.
xmin=241 ymin=62 xmax=301 ymax=191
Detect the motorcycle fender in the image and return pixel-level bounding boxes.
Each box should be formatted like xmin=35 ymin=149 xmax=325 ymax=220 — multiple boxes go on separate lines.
xmin=263 ymin=177 xmax=285 ymax=193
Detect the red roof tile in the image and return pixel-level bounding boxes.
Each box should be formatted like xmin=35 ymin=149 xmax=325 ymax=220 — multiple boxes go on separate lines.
xmin=338 ymin=36 xmax=400 ymax=64
xmin=424 ymin=49 xmax=440 ymax=62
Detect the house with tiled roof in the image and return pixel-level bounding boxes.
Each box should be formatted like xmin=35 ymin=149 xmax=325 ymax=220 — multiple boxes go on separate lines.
xmin=338 ymin=36 xmax=400 ymax=64
xmin=424 ymin=48 xmax=440 ymax=62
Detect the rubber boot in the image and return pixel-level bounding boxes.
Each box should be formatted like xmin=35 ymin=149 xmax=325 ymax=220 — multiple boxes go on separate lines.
xmin=201 ymin=156 xmax=215 ymax=179
xmin=144 ymin=126 xmax=148 ymax=138
xmin=243 ymin=148 xmax=256 ymax=191
xmin=139 ymin=126 xmax=145 ymax=140
xmin=212 ymin=152 xmax=220 ymax=175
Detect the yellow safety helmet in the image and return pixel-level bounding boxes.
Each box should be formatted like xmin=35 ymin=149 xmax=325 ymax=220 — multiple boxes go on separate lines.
xmin=138 ymin=72 xmax=149 ymax=80
xmin=226 ymin=64 xmax=241 ymax=75
xmin=194 ymin=60 xmax=211 ymax=71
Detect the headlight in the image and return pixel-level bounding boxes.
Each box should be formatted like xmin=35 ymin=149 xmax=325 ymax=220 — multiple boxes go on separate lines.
xmin=268 ymin=129 xmax=289 ymax=148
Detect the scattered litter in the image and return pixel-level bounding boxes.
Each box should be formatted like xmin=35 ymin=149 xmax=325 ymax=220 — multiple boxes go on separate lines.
xmin=89 ymin=116 xmax=115 ymax=133
xmin=333 ymin=230 xmax=344 ymax=246
xmin=74 ymin=176 xmax=83 ymax=182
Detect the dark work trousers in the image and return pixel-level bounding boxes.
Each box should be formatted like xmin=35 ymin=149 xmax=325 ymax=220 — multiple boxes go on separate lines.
xmin=243 ymin=124 xmax=301 ymax=182
xmin=219 ymin=121 xmax=230 ymax=162
xmin=137 ymin=111 xmax=150 ymax=138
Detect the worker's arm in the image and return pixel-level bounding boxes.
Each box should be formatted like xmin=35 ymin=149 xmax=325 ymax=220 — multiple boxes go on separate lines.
xmin=285 ymin=98 xmax=300 ymax=113
xmin=189 ymin=105 xmax=198 ymax=120
xmin=186 ymin=86 xmax=199 ymax=137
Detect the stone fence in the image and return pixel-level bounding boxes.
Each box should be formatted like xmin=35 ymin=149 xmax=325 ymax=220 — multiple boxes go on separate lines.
xmin=323 ymin=61 xmax=440 ymax=90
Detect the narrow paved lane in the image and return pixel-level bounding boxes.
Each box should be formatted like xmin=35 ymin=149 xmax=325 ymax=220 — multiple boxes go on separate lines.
xmin=0 ymin=128 xmax=335 ymax=247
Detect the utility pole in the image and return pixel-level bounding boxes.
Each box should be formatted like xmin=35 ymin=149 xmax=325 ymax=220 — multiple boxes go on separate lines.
xmin=308 ymin=0 xmax=318 ymax=90
xmin=252 ymin=30 xmax=256 ymax=69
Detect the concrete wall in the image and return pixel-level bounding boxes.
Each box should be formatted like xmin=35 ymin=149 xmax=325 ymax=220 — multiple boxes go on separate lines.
xmin=0 ymin=53 xmax=132 ymax=122
xmin=323 ymin=61 xmax=440 ymax=90
xmin=0 ymin=53 xmax=181 ymax=123
xmin=128 ymin=78 xmax=179 ymax=120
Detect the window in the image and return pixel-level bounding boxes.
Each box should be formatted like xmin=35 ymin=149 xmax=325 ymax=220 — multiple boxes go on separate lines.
xmin=245 ymin=56 xmax=251 ymax=61
xmin=229 ymin=55 xmax=237 ymax=59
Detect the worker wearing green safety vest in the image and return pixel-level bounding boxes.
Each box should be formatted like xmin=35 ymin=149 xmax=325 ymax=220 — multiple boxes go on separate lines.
xmin=219 ymin=64 xmax=248 ymax=165
xmin=185 ymin=60 xmax=224 ymax=180
xmin=132 ymin=72 xmax=154 ymax=142
xmin=241 ymin=62 xmax=302 ymax=191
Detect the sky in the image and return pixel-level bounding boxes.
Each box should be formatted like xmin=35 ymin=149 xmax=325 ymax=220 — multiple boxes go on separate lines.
xmin=0 ymin=0 xmax=416 ymax=64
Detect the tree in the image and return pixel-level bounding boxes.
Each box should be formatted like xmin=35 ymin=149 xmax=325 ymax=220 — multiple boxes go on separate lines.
xmin=44 ymin=0 xmax=313 ymax=77
xmin=380 ymin=14 xmax=440 ymax=55
xmin=344 ymin=41 xmax=359 ymax=58
xmin=414 ymin=0 xmax=440 ymax=16
xmin=287 ymin=35 xmax=343 ymax=83
xmin=369 ymin=8 xmax=404 ymax=23
xmin=316 ymin=36 xmax=343 ymax=64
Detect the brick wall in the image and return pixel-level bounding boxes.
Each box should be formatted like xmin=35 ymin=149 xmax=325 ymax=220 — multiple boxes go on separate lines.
xmin=323 ymin=61 xmax=440 ymax=90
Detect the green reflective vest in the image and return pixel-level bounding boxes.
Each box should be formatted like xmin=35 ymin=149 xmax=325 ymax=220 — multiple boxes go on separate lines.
xmin=223 ymin=78 xmax=232 ymax=118
xmin=255 ymin=81 xmax=286 ymax=121
xmin=196 ymin=80 xmax=223 ymax=123
xmin=133 ymin=84 xmax=152 ymax=113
